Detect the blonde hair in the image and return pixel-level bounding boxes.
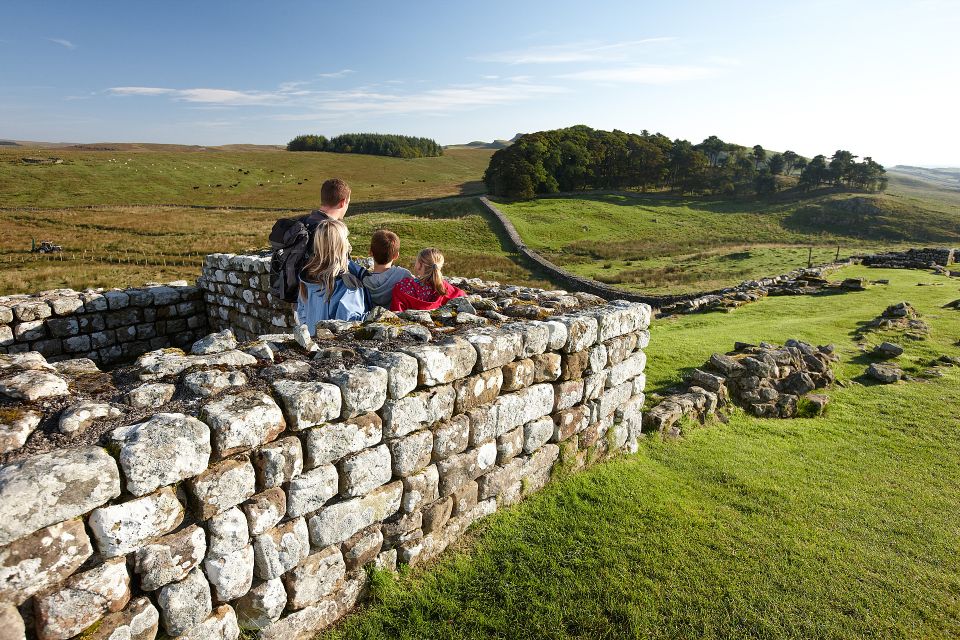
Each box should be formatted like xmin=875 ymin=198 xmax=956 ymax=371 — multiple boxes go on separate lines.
xmin=416 ymin=248 xmax=446 ymax=295
xmin=303 ymin=219 xmax=351 ymax=300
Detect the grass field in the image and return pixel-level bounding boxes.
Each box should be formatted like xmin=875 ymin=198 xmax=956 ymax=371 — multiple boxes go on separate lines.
xmin=498 ymin=191 xmax=960 ymax=294
xmin=0 ymin=198 xmax=548 ymax=294
xmin=325 ymin=265 xmax=960 ymax=639
xmin=0 ymin=146 xmax=493 ymax=209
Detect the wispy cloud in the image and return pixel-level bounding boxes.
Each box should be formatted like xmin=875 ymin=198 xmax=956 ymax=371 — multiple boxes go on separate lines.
xmin=106 ymin=77 xmax=566 ymax=117
xmin=316 ymin=69 xmax=354 ymax=79
xmin=474 ymin=38 xmax=674 ymax=65
xmin=558 ymin=64 xmax=718 ymax=84
xmin=47 ymin=38 xmax=76 ymax=49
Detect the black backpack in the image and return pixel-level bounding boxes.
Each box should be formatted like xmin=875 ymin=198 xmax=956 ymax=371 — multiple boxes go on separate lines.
xmin=269 ymin=213 xmax=322 ymax=303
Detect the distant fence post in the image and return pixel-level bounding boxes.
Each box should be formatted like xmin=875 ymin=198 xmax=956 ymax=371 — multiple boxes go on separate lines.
xmin=807 ymin=246 xmax=813 ymax=268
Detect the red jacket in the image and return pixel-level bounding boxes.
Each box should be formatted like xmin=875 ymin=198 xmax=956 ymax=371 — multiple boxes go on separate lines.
xmin=390 ymin=278 xmax=466 ymax=312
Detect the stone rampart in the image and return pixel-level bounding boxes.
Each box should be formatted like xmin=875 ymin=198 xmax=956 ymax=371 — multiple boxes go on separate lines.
xmin=198 ymin=253 xmax=295 ymax=342
xmin=0 ymin=288 xmax=650 ymax=639
xmin=0 ymin=282 xmax=209 ymax=366
xmin=859 ymin=247 xmax=955 ymax=269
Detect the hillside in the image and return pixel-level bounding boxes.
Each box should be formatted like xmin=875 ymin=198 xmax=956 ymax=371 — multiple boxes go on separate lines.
xmin=888 ymin=165 xmax=960 ymax=191
xmin=497 ymin=190 xmax=960 ymax=294
xmin=0 ymin=146 xmax=494 ymax=208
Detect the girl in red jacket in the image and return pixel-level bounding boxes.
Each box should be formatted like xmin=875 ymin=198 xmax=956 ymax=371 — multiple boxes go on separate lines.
xmin=390 ymin=248 xmax=466 ymax=312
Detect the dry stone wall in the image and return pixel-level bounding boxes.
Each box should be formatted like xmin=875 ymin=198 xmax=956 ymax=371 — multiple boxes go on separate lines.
xmin=0 ymin=282 xmax=208 ymax=366
xmin=198 ymin=253 xmax=294 ymax=341
xmin=0 ymin=291 xmax=650 ymax=640
xmin=859 ymin=247 xmax=955 ymax=269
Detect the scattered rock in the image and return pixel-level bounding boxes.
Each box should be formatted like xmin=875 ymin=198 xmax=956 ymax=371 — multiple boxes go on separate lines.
xmin=191 ymin=329 xmax=238 ymax=355
xmin=873 ymin=342 xmax=904 ymax=359
xmin=866 ymin=362 xmax=902 ymax=384
xmin=58 ymin=401 xmax=122 ymax=435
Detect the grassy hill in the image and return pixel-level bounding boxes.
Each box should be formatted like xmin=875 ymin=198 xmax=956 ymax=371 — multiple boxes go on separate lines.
xmin=0 ymin=146 xmax=493 ymax=209
xmin=326 ymin=265 xmax=960 ymax=639
xmin=0 ymin=198 xmax=547 ymax=295
xmin=497 ymin=188 xmax=960 ymax=294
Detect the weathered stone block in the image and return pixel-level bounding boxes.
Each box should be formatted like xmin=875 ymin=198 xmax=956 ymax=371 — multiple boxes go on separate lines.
xmin=559 ymin=350 xmax=589 ymax=381
xmin=555 ymin=314 xmax=598 ymax=353
xmin=206 ymin=507 xmax=248 ymax=558
xmin=464 ymin=328 xmax=522 ymax=371
xmin=235 ymin=578 xmax=286 ymax=630
xmin=254 ymin=570 xmax=365 ymax=640
xmin=495 ymin=384 xmax=555 ymax=434
xmin=189 ymin=457 xmax=256 ymax=520
xmin=496 ymin=426 xmax=524 ymax=463
xmin=134 ymin=524 xmax=206 ymax=591
xmin=380 ymin=385 xmax=455 ymax=438
xmin=252 ymin=518 xmax=310 ymax=581
xmin=200 ymin=392 xmax=285 ymax=458
xmin=34 ymin=558 xmax=131 ymax=640
xmin=0 ymin=369 xmax=68 ymax=401
xmin=588 ymin=343 xmax=608 ymax=373
xmin=253 ymin=436 xmax=303 ymax=489
xmin=89 ymin=487 xmax=184 ymax=558
xmin=125 ymin=382 xmax=175 ymax=408
xmin=422 ymin=496 xmax=454 ymax=534
xmin=452 ymin=368 xmax=503 ymax=413
xmin=110 ymin=413 xmax=211 ymax=497
xmin=0 ymin=446 xmax=120 ymax=545
xmin=0 ymin=519 xmax=92 ymax=605
xmin=501 ymin=358 xmax=535 ymax=392
xmin=270 ymin=380 xmax=342 ymax=430
xmin=341 ymin=526 xmax=383 ymax=572
xmin=597 ymin=381 xmax=633 ymax=419
xmin=84 ymin=596 xmax=158 ymax=640
xmin=583 ymin=371 xmax=607 ymax=401
xmin=13 ymin=300 xmax=51 ymax=322
xmin=478 ymin=457 xmax=525 ymax=501
xmin=388 ymin=430 xmax=433 ymax=477
xmin=553 ymin=379 xmax=585 ymax=411
xmin=553 ymin=406 xmax=590 ymax=442
xmin=241 ymin=488 xmax=286 ymax=536
xmin=183 ymin=369 xmax=248 ymax=397
xmin=178 ymin=605 xmax=239 ymax=640
xmin=339 ymin=445 xmax=392 ymax=497
xmin=0 ymin=408 xmax=41 ymax=456
xmin=451 ymin=481 xmax=479 ymax=516
xmin=286 ymin=465 xmax=338 ymax=517
xmin=46 ymin=317 xmax=79 ymax=338
xmin=523 ymin=444 xmax=560 ymax=495
xmin=325 ymin=365 xmax=388 ymax=418
xmin=191 ymin=329 xmax=238 ymax=355
xmin=204 ymin=543 xmax=254 ymax=602
xmin=157 ymin=567 xmax=212 ymax=637
xmin=401 ymin=337 xmax=477 ymax=386
xmin=303 ymin=413 xmax=382 ymax=468
xmin=436 ymin=442 xmax=497 ymax=496
xmin=531 ymin=352 xmax=562 ymax=382
xmin=283 ymin=546 xmax=346 ymax=610
xmin=523 ymin=416 xmax=554 ymax=454
xmin=400 ymin=465 xmax=439 ymax=513
xmin=361 ymin=350 xmax=418 ymax=398
xmin=607 ymin=351 xmax=646 ymax=388
xmin=308 ymin=481 xmax=403 ymax=547
xmin=466 ymin=403 xmax=499 ymax=446
xmin=432 ymin=414 xmax=470 ymax=461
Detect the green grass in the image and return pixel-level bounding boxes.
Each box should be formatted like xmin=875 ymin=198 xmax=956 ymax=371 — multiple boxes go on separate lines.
xmin=325 ymin=265 xmax=960 ymax=639
xmin=0 ymin=146 xmax=492 ymax=208
xmin=0 ymin=198 xmax=548 ymax=294
xmin=497 ymin=192 xmax=960 ymax=294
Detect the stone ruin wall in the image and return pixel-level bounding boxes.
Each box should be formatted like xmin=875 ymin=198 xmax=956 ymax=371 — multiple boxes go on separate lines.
xmin=0 ymin=270 xmax=651 ymax=640
xmin=0 ymin=283 xmax=209 ymax=366
xmin=198 ymin=253 xmax=295 ymax=342
xmin=860 ymin=247 xmax=955 ymax=269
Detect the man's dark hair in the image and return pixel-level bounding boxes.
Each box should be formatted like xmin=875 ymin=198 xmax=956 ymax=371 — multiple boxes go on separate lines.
xmin=320 ymin=178 xmax=351 ymax=207
xmin=370 ymin=229 xmax=400 ymax=265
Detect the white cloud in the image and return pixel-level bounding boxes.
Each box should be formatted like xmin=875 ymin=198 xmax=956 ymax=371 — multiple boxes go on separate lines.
xmin=558 ymin=65 xmax=718 ymax=84
xmin=108 ymin=86 xmax=285 ymax=105
xmin=475 ymin=38 xmax=674 ymax=65
xmin=47 ymin=38 xmax=76 ymax=49
xmin=316 ymin=69 xmax=355 ymax=78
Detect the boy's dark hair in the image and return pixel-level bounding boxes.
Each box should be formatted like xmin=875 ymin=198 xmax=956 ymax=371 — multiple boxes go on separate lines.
xmin=370 ymin=229 xmax=400 ymax=265
xmin=320 ymin=178 xmax=351 ymax=207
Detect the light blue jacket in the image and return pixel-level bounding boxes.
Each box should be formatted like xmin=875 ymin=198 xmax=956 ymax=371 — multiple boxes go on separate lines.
xmin=296 ymin=265 xmax=370 ymax=333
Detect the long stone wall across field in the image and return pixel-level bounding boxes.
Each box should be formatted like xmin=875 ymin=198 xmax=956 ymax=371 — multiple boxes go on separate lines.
xmin=0 ymin=282 xmax=209 ymax=366
xmin=0 ymin=280 xmax=650 ymax=639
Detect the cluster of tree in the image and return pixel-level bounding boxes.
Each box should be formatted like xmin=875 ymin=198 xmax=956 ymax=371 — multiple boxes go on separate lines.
xmin=483 ymin=125 xmax=885 ymax=199
xmin=286 ymin=133 xmax=442 ymax=158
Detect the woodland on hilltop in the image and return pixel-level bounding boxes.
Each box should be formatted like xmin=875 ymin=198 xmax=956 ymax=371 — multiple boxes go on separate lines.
xmin=287 ymin=133 xmax=443 ymax=158
xmin=484 ymin=125 xmax=887 ymax=199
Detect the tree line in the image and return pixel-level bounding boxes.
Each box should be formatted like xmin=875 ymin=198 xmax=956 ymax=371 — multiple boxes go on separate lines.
xmin=483 ymin=125 xmax=886 ymax=199
xmin=286 ymin=133 xmax=443 ymax=158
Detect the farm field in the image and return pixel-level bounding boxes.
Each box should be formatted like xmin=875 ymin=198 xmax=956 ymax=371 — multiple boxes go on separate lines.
xmin=0 ymin=146 xmax=493 ymax=209
xmin=325 ymin=265 xmax=960 ymax=639
xmin=0 ymin=198 xmax=548 ymax=295
xmin=497 ymin=190 xmax=960 ymax=294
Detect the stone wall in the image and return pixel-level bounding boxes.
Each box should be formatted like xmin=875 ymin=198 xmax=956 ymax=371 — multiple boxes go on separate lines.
xmin=198 ymin=253 xmax=295 ymax=342
xmin=0 ymin=297 xmax=650 ymax=640
xmin=860 ymin=247 xmax=956 ymax=269
xmin=0 ymin=282 xmax=209 ymax=366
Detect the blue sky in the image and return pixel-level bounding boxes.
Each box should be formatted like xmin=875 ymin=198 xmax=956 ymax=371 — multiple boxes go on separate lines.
xmin=3 ymin=0 xmax=959 ymax=166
